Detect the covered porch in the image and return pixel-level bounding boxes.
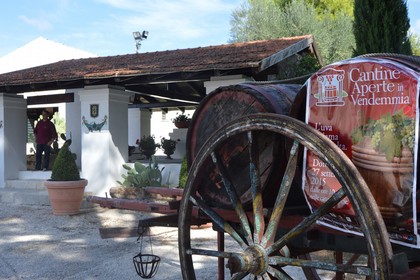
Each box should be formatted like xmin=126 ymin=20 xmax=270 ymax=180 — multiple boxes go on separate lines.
xmin=0 ymin=35 xmax=321 ymax=203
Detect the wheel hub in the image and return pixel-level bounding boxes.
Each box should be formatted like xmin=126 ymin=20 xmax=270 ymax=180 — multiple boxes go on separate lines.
xmin=226 ymin=244 xmax=268 ymax=275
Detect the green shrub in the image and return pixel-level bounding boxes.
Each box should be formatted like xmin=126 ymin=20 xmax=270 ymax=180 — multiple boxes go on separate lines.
xmin=50 ymin=138 xmax=80 ymax=181
xmin=178 ymin=156 xmax=188 ymax=188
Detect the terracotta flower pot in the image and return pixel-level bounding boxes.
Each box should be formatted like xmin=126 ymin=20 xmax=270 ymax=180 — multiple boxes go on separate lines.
xmin=140 ymin=148 xmax=156 ymax=159
xmin=174 ymin=121 xmax=190 ymax=129
xmin=163 ymin=149 xmax=175 ymax=159
xmin=44 ymin=179 xmax=88 ymax=215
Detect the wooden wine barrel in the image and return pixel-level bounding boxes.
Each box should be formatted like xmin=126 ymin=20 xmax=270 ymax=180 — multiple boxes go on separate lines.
xmin=186 ymin=82 xmax=304 ymax=209
xmin=187 ymin=82 xmax=302 ymax=165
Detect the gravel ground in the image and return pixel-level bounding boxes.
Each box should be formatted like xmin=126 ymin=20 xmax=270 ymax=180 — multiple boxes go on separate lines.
xmin=0 ymin=203 xmax=308 ymax=280
xmin=0 ymin=203 xmax=187 ymax=280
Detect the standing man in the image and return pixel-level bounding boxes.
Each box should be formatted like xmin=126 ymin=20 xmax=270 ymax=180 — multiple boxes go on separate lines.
xmin=34 ymin=110 xmax=58 ymax=171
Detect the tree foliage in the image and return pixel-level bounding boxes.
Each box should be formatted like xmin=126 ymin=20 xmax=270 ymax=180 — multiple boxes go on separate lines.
xmin=272 ymin=0 xmax=353 ymax=17
xmin=229 ymin=0 xmax=355 ymax=64
xmin=310 ymin=0 xmax=353 ymax=18
xmin=410 ymin=33 xmax=420 ymax=55
xmin=353 ymin=0 xmax=412 ymax=55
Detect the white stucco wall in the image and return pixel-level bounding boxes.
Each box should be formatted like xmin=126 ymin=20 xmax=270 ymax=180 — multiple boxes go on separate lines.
xmin=0 ymin=94 xmax=27 ymax=186
xmin=128 ymin=108 xmax=141 ymax=146
xmin=150 ymin=109 xmax=194 ymax=158
xmin=79 ymin=85 xmax=130 ymax=196
xmin=203 ymin=75 xmax=252 ymax=94
xmin=66 ymin=89 xmax=83 ymax=167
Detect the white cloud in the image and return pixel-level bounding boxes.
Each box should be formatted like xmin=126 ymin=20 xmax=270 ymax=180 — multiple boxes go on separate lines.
xmin=18 ymin=15 xmax=52 ymax=30
xmin=95 ymin=0 xmax=235 ymax=13
xmin=67 ymin=0 xmax=240 ymax=54
xmin=99 ymin=0 xmax=239 ymax=42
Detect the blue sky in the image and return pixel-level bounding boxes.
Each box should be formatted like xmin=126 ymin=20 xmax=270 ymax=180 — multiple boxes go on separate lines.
xmin=1 ymin=0 xmax=419 ymax=57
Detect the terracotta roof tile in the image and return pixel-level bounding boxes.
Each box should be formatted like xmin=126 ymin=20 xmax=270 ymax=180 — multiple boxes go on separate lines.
xmin=0 ymin=35 xmax=312 ymax=87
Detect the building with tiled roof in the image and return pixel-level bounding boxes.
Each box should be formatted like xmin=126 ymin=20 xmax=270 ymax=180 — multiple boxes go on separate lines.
xmin=0 ymin=35 xmax=320 ymax=109
xmin=0 ymin=35 xmax=321 ymax=199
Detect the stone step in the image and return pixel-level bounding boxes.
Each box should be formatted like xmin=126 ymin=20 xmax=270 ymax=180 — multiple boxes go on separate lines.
xmin=0 ymin=187 xmax=93 ymax=209
xmin=0 ymin=187 xmax=50 ymax=206
xmin=18 ymin=170 xmax=52 ymax=180
xmin=1 ymin=174 xmax=93 ymax=209
xmin=6 ymin=179 xmax=47 ymax=190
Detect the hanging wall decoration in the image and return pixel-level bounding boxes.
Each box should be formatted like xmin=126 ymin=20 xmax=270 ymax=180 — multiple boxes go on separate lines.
xmin=90 ymin=104 xmax=99 ymax=118
xmin=82 ymin=115 xmax=107 ymax=132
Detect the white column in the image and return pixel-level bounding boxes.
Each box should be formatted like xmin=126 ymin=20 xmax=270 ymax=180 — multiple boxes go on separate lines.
xmin=140 ymin=109 xmax=152 ymax=137
xmin=0 ymin=93 xmax=27 ymax=187
xmin=65 ymin=89 xmax=82 ymax=167
xmin=169 ymin=128 xmax=187 ymax=159
xmin=128 ymin=108 xmax=141 ymax=146
xmin=128 ymin=108 xmax=152 ymax=146
xmin=78 ymin=85 xmax=129 ymax=196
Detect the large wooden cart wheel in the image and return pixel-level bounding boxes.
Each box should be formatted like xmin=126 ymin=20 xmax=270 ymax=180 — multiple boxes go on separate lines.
xmin=178 ymin=114 xmax=392 ymax=280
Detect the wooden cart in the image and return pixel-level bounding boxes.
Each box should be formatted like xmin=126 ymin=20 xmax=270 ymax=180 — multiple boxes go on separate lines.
xmin=91 ymin=54 xmax=420 ymax=279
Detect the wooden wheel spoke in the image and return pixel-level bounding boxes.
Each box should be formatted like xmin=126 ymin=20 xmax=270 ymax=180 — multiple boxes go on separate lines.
xmin=248 ymin=131 xmax=265 ymax=243
xmin=231 ymin=272 xmax=248 ymax=280
xmin=261 ymin=272 xmax=273 ymax=280
xmin=261 ymin=141 xmax=299 ymax=247
xmin=179 ymin=114 xmax=392 ymax=280
xmin=187 ymin=248 xmax=241 ymax=259
xmin=266 ymin=266 xmax=293 ymax=280
xmin=268 ymin=256 xmax=371 ymax=276
xmin=211 ymin=151 xmax=253 ymax=245
xmin=344 ymin=254 xmax=361 ymax=266
xmin=267 ymin=188 xmax=346 ymax=255
xmin=189 ymin=195 xmax=248 ymax=249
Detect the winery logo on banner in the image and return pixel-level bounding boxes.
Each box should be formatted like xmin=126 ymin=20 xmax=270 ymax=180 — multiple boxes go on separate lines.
xmin=314 ymin=68 xmax=346 ymax=107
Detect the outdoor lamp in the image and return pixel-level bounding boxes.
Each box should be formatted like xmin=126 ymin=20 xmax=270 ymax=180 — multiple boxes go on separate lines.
xmin=133 ymin=30 xmax=149 ymax=53
xmin=133 ymin=31 xmax=142 ymax=40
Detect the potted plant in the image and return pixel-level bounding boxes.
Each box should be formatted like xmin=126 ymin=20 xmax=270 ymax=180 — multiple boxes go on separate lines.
xmin=138 ymin=135 xmax=160 ymax=159
xmin=160 ymin=137 xmax=179 ymax=159
xmin=44 ymin=134 xmax=88 ymax=215
xmin=172 ymin=113 xmax=191 ymax=128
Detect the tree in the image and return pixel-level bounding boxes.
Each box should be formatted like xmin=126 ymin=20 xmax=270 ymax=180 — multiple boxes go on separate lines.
xmin=353 ymin=0 xmax=412 ymax=55
xmin=273 ymin=0 xmax=354 ymax=17
xmin=229 ymin=0 xmax=355 ymax=64
xmin=410 ymin=33 xmax=420 ymax=55
xmin=311 ymin=0 xmax=353 ymax=18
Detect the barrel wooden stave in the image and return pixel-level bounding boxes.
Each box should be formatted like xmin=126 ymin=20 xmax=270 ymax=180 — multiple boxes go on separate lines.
xmin=187 ymin=83 xmax=302 ymax=165
xmin=186 ymin=82 xmax=304 ymax=209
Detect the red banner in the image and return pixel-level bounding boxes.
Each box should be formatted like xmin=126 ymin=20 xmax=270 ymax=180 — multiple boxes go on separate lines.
xmin=304 ymin=57 xmax=419 ymax=247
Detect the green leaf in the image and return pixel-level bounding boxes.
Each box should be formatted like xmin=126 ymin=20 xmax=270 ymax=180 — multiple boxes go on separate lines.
xmin=134 ymin=162 xmax=146 ymax=173
xmin=122 ymin=164 xmax=132 ymax=170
